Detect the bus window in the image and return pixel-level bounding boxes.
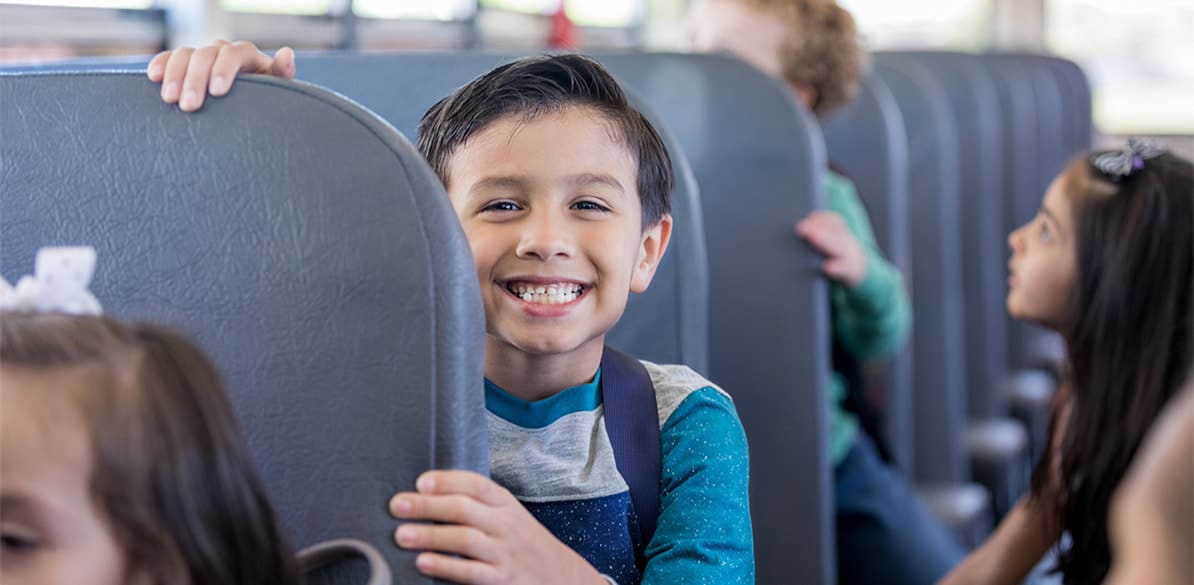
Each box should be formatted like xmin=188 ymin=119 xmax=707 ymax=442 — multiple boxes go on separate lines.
xmin=1047 ymin=0 xmax=1194 ymax=135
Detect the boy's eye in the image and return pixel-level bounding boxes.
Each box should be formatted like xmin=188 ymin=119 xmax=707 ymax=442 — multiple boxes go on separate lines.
xmin=480 ymin=200 xmax=521 ymax=213
xmin=1039 ymin=221 xmax=1051 ymax=243
xmin=572 ymin=200 xmax=611 ymax=212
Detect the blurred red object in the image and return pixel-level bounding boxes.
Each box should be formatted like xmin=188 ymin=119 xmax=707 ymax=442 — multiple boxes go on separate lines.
xmin=548 ymin=2 xmax=577 ymax=49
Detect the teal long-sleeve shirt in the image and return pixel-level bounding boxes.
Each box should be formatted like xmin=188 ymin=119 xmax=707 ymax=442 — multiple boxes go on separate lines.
xmin=824 ymin=171 xmax=912 ymax=465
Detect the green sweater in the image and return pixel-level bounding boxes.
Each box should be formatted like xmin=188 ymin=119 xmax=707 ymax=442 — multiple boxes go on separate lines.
xmin=824 ymin=171 xmax=912 ymax=465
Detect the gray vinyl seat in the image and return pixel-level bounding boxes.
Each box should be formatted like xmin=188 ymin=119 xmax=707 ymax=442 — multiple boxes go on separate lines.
xmin=981 ymin=54 xmax=1072 ymax=469
xmin=980 ymin=54 xmax=1064 ymax=372
xmin=879 ymin=51 xmax=1029 ymax=521
xmin=1039 ymin=55 xmax=1094 ymax=160
xmin=295 ymin=51 xmax=834 ymax=585
xmin=870 ymin=57 xmax=968 ymax=487
xmin=878 ymin=53 xmax=1007 ymax=423
xmin=822 ymin=74 xmax=915 ymax=473
xmin=0 ymin=71 xmax=487 ymax=585
xmin=872 ymin=57 xmax=993 ymax=547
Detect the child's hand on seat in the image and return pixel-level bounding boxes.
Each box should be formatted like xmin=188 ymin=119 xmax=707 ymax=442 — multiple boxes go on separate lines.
xmin=796 ymin=210 xmax=868 ymax=288
xmin=147 ymin=40 xmax=296 ymax=112
xmin=390 ymin=470 xmax=608 ymax=585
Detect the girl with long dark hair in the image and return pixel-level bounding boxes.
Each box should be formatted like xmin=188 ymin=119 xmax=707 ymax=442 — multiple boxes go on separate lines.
xmin=942 ymin=143 xmax=1193 ymax=585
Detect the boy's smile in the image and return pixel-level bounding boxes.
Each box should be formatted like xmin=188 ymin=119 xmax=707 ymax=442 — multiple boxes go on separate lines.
xmin=501 ymin=277 xmax=588 ymax=316
xmin=444 ymin=106 xmax=671 ymax=396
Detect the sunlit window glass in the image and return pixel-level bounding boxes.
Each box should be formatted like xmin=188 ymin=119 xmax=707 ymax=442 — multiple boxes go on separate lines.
xmin=480 ymin=0 xmax=556 ymax=15
xmin=0 ymin=0 xmax=152 ymax=7
xmin=221 ymin=0 xmax=330 ymax=15
xmin=839 ymin=0 xmax=990 ymax=50
xmin=1047 ymin=0 xmax=1194 ymax=134
xmin=354 ymin=0 xmax=474 ymax=20
xmin=566 ymin=0 xmax=640 ymax=27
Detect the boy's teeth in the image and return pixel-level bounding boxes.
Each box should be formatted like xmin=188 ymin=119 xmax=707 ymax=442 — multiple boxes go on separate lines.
xmin=509 ymin=282 xmax=583 ymax=304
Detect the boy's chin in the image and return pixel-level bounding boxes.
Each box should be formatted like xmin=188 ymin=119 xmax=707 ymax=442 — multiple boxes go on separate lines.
xmin=519 ymin=338 xmax=598 ymax=357
xmin=490 ymin=332 xmax=604 ymax=359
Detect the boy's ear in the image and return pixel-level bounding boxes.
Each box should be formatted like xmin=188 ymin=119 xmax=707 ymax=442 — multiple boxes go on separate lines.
xmin=630 ymin=214 xmax=673 ymax=294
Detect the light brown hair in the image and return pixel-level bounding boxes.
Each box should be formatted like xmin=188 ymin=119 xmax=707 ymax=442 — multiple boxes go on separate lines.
xmin=738 ymin=0 xmax=869 ymax=117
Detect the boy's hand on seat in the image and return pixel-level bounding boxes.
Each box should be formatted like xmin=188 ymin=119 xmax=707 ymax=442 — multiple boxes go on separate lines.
xmin=797 ymin=210 xmax=868 ymax=288
xmin=390 ymin=470 xmax=608 ymax=585
xmin=147 ymin=41 xmax=296 ymax=112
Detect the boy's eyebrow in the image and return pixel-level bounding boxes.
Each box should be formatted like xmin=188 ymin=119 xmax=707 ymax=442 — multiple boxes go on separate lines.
xmin=469 ymin=176 xmax=529 ymax=196
xmin=468 ymin=174 xmax=626 ymax=195
xmin=568 ymin=173 xmax=625 ymax=193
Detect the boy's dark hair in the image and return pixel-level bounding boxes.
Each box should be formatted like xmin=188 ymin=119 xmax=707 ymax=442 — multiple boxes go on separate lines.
xmin=416 ymin=53 xmax=673 ymax=229
xmin=1030 ymin=152 xmax=1193 ymax=585
xmin=0 ymin=312 xmax=301 ymax=585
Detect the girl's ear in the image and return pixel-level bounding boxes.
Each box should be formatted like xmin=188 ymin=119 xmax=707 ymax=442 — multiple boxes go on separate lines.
xmin=630 ymin=214 xmax=673 ymax=293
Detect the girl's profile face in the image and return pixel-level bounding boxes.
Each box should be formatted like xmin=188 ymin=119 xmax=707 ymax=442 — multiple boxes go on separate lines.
xmin=1006 ymin=175 xmax=1079 ymax=328
xmin=0 ymin=369 xmax=130 ymax=585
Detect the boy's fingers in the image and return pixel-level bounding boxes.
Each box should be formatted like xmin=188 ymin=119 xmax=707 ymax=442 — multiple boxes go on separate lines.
xmin=390 ymin=492 xmax=490 ymax=529
xmin=395 ymin=523 xmax=496 ymax=562
xmin=209 ymin=44 xmax=245 ymax=95
xmin=270 ymin=46 xmax=297 ymax=79
xmin=417 ymin=470 xmax=510 ymax=506
xmin=232 ymin=40 xmax=276 ymax=73
xmin=179 ymin=45 xmax=221 ymax=112
xmin=160 ymin=47 xmax=193 ymax=103
xmin=802 ymin=216 xmax=853 ymax=253
xmin=805 ymin=211 xmax=844 ymax=230
xmin=806 ymin=209 xmax=845 ymax=225
xmin=822 ymin=257 xmax=849 ymax=279
xmin=209 ymin=41 xmax=270 ymax=95
xmin=412 ymin=552 xmax=497 ymax=585
xmin=798 ymin=222 xmax=838 ymax=255
xmin=147 ymin=51 xmax=170 ymax=81
xmin=796 ymin=212 xmax=833 ymax=239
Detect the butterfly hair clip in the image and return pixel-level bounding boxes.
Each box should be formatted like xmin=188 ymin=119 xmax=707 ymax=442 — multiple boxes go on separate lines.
xmin=1090 ymin=138 xmax=1165 ymax=181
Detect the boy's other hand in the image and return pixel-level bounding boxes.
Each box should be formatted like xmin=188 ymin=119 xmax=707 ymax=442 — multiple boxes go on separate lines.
xmin=147 ymin=41 xmax=296 ymax=112
xmin=390 ymin=470 xmax=607 ymax=585
xmin=796 ymin=210 xmax=868 ymax=288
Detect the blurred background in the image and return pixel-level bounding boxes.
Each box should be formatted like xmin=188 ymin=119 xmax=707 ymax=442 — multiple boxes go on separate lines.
xmin=2 ymin=0 xmax=1190 ymax=155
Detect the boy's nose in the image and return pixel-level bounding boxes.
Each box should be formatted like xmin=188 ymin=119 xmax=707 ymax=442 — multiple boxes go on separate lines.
xmin=515 ymin=214 xmax=574 ymax=261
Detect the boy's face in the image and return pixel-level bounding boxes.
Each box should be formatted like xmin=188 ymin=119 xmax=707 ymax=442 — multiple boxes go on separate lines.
xmin=444 ymin=106 xmax=671 ymax=361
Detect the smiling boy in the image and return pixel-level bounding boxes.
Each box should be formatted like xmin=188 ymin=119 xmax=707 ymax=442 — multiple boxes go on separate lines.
xmin=150 ymin=48 xmax=754 ymax=584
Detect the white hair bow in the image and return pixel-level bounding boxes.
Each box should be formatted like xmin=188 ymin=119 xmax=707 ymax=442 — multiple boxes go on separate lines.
xmin=0 ymin=247 xmax=103 ymax=315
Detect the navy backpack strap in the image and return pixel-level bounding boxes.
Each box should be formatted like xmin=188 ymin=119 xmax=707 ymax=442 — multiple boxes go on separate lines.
xmin=599 ymin=345 xmax=662 ymax=561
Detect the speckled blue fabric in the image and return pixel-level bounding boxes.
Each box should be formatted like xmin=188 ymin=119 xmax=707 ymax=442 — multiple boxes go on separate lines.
xmin=486 ymin=360 xmax=755 ymax=585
